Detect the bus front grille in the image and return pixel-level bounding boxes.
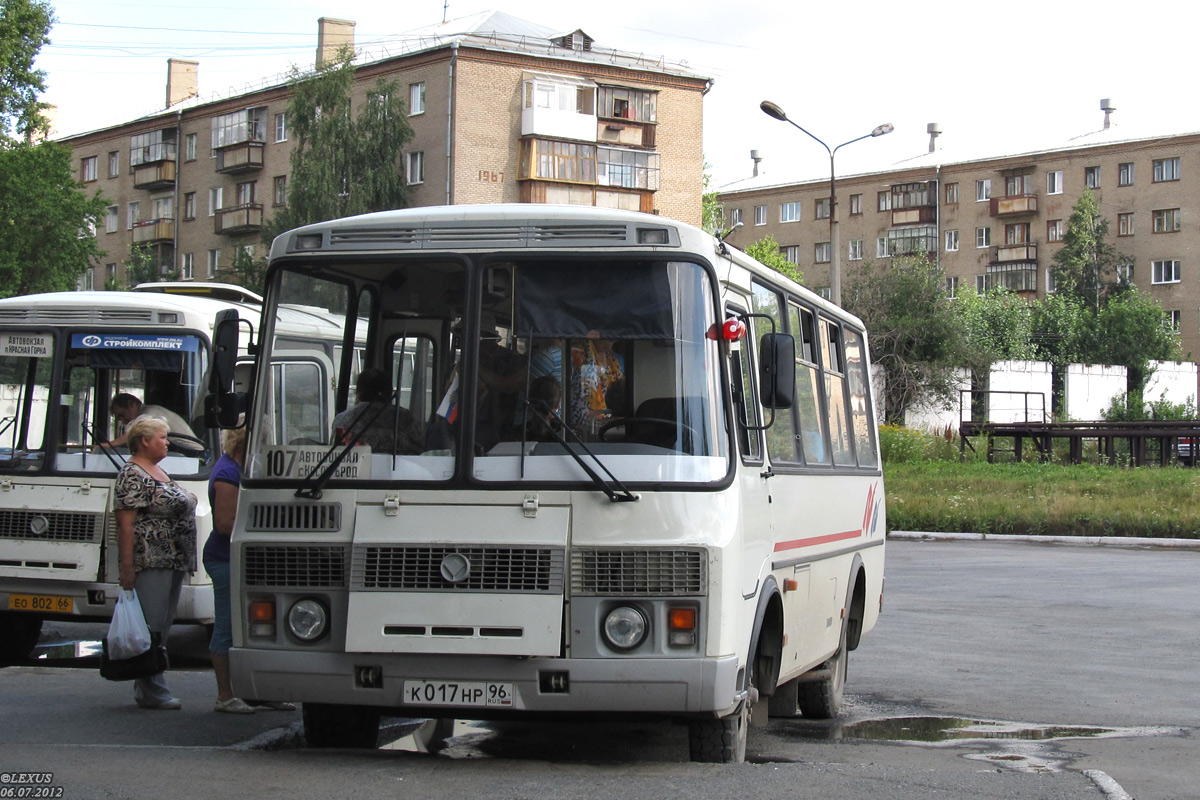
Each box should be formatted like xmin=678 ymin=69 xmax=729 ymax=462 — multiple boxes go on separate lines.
xmin=352 ymin=545 xmax=564 ymax=593
xmin=0 ymin=510 xmax=101 ymax=543
xmin=246 ymin=503 xmax=342 ymax=532
xmin=571 ymin=549 xmax=707 ymax=597
xmin=242 ymin=544 xmax=347 ymax=588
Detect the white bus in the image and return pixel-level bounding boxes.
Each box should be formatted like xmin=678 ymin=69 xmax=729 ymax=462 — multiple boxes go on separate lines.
xmin=213 ymin=205 xmax=885 ymax=762
xmin=0 ymin=283 xmax=338 ymax=663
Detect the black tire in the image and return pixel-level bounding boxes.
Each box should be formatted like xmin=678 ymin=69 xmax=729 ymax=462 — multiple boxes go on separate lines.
xmin=0 ymin=612 xmax=43 ymax=665
xmin=688 ymin=700 xmax=749 ymax=763
xmin=796 ymin=637 xmax=847 ymax=719
xmin=302 ymin=702 xmax=382 ymax=748
xmin=767 ymin=677 xmax=799 ymax=717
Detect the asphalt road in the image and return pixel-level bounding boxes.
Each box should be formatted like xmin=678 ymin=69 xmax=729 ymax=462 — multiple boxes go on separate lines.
xmin=2 ymin=537 xmax=1196 ymax=800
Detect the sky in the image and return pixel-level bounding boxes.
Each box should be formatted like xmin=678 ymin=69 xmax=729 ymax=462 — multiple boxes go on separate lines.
xmin=35 ymin=0 xmax=1200 ymax=189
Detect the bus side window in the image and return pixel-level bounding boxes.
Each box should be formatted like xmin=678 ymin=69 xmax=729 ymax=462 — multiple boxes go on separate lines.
xmin=821 ymin=318 xmax=855 ymax=466
xmin=727 ymin=306 xmax=761 ymax=461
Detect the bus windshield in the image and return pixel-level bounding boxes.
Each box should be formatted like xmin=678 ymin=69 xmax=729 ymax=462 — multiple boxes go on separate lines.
xmin=249 ymin=257 xmax=729 ymax=487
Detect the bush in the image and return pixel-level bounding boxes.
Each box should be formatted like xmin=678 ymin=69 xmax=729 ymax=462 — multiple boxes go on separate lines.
xmin=879 ymin=424 xmax=961 ymax=463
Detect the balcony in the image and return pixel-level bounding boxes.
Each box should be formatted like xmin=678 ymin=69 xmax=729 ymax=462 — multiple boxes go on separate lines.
xmin=990 ymin=195 xmax=1038 ymax=216
xmin=214 ymin=141 xmax=264 ymax=174
xmin=993 ymin=242 xmax=1038 ymax=263
xmin=133 ymin=159 xmax=176 ymax=190
xmin=214 ymin=203 xmax=263 ymax=235
xmin=891 ymin=206 xmax=937 ymax=226
xmin=131 ymin=218 xmax=175 ymax=245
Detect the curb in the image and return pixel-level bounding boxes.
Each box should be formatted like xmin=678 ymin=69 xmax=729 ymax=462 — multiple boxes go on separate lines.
xmin=888 ymin=530 xmax=1200 ymax=551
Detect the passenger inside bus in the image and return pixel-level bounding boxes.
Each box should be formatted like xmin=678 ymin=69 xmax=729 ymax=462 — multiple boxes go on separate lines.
xmin=332 ymin=368 xmax=424 ymax=455
xmin=104 ymin=393 xmax=199 ymax=450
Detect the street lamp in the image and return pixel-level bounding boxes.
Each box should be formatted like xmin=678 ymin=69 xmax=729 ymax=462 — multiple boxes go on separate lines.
xmin=760 ymin=100 xmax=893 ymax=306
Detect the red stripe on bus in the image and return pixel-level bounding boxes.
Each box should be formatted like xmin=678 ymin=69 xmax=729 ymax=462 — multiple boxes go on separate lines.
xmin=774 ymin=530 xmax=861 ymax=552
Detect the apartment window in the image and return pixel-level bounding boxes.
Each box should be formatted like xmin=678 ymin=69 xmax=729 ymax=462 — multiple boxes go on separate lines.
xmin=107 ymin=151 xmax=119 ymax=178
xmin=211 ymin=106 xmax=266 ymax=148
xmin=1153 ymin=157 xmax=1180 ymax=182
xmin=106 ymin=263 xmax=116 ymax=286
xmin=237 ymin=244 xmax=255 ymax=265
xmin=754 ymin=205 xmax=766 ymax=226
xmin=1165 ymin=310 xmax=1181 ymax=332
xmin=1005 ymin=223 xmax=1030 ymax=244
xmin=1117 ymin=212 xmax=1134 ymax=236
xmin=185 ymin=133 xmax=197 ymax=161
xmin=1118 ymin=162 xmax=1134 ymax=186
xmin=780 ymin=201 xmax=801 ymax=223
xmin=975 ymin=179 xmax=991 ymax=201
xmin=782 ymin=245 xmax=800 ymax=264
xmin=81 ymin=156 xmax=97 ymax=182
xmin=1005 ymin=174 xmax=1031 ymax=196
xmin=207 ymin=249 xmax=221 ymax=279
xmin=888 ymin=225 xmax=937 ymax=255
xmin=849 ymin=194 xmax=862 ymax=215
xmin=127 ymin=201 xmax=139 ymax=230
xmin=209 ymin=187 xmax=223 ymax=215
xmin=180 ymin=252 xmax=194 ymax=281
xmin=876 ymin=237 xmax=890 ymax=258
xmin=1153 ymin=208 xmax=1181 ymax=233
xmin=1152 ymin=259 xmax=1181 ymax=284
xmin=130 ymin=129 xmax=176 ymax=166
xmin=975 ymin=226 xmax=991 ymax=248
xmin=814 ymin=198 xmax=830 ymax=220
xmin=1117 ymin=261 xmax=1134 ymax=283
xmin=1047 ymin=219 xmax=1063 ymax=242
xmin=273 ymin=176 xmax=287 ymax=206
xmin=1085 ymin=166 xmax=1101 ymax=189
xmin=409 ymin=82 xmax=426 ymax=115
xmin=848 ymin=239 xmax=863 ymax=261
xmin=105 ymin=206 xmax=118 ymax=234
xmin=814 ymin=242 xmax=831 ymax=263
xmin=1046 ymin=268 xmax=1057 ymax=294
xmin=407 ymin=151 xmax=424 ymax=185
xmin=598 ymin=85 xmax=656 ymax=122
xmin=274 ymin=112 xmax=287 ymax=142
xmin=946 ymin=276 xmax=959 ymax=299
xmin=236 ymin=181 xmax=256 ymax=206
xmin=945 ymin=182 xmax=959 ymax=204
xmin=1046 ymin=170 xmax=1063 ymax=195
xmin=728 ymin=208 xmax=743 ymax=227
xmin=945 ymin=229 xmax=959 ymax=252
xmin=877 ymin=191 xmax=891 ymax=211
xmin=975 ymin=275 xmax=987 ymax=292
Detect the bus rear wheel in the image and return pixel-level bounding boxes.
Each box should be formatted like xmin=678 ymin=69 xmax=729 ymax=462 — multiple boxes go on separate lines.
xmin=302 ymin=702 xmax=382 ymax=748
xmin=0 ymin=613 xmax=43 ymax=665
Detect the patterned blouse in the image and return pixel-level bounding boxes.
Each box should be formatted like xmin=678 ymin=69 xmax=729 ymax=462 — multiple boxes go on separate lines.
xmin=114 ymin=462 xmax=198 ymax=573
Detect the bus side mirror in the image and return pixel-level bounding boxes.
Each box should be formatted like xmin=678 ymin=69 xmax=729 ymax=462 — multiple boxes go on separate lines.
xmin=758 ymin=333 xmax=795 ymax=409
xmin=207 ymin=309 xmax=247 ymax=429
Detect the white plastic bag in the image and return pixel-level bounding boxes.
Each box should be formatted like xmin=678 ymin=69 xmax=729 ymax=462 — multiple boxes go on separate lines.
xmin=107 ymin=589 xmax=152 ymax=660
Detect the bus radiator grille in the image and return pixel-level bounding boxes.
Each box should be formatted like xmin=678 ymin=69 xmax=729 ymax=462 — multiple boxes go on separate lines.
xmin=571 ymin=549 xmax=707 ymax=597
xmin=0 ymin=510 xmax=100 ymax=543
xmin=242 ymin=544 xmax=348 ymax=588
xmin=246 ymin=503 xmax=342 ymax=532
xmin=351 ymin=545 xmax=564 ymax=593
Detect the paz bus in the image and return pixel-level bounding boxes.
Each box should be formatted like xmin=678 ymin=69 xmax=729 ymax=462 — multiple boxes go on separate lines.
xmin=210 ymin=204 xmax=885 ymax=763
xmin=0 ymin=283 xmax=338 ymax=663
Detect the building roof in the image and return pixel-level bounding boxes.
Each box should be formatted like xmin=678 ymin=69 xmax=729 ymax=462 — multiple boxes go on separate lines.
xmin=59 ymin=9 xmax=706 ymax=141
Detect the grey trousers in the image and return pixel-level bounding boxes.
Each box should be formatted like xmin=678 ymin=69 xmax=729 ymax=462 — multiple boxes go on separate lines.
xmin=132 ymin=568 xmax=184 ymax=706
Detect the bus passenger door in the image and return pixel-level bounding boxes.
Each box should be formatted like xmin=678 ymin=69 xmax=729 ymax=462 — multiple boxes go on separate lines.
xmin=255 ymin=352 xmax=335 ymax=446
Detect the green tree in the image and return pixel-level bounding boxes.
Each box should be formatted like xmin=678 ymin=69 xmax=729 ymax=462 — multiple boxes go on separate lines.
xmin=262 ymin=47 xmax=414 ymax=242
xmin=1079 ymin=288 xmax=1182 ymax=392
xmin=700 ymin=163 xmax=725 ymax=236
xmin=954 ymin=287 xmax=1037 ymax=362
xmin=120 ymin=242 xmax=175 ymax=287
xmin=844 ymin=254 xmax=972 ymax=424
xmin=1029 ymin=292 xmax=1088 ymax=365
xmin=0 ymin=0 xmax=108 ymax=296
xmin=744 ymin=235 xmax=802 ymax=284
xmin=1049 ymin=188 xmax=1126 ymax=312
xmin=229 ymin=242 xmax=268 ymax=292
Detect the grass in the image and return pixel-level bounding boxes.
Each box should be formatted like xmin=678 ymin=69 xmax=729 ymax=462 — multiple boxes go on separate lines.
xmin=881 ymin=427 xmax=1200 ymax=539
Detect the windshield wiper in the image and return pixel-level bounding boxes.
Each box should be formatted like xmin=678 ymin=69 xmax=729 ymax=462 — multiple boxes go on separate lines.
xmin=524 ymin=401 xmax=638 ymax=503
xmin=295 ymin=396 xmax=396 ymax=499
xmin=82 ymin=421 xmax=126 ymax=471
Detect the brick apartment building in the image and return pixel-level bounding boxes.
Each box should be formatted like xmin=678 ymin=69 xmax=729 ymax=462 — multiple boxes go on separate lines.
xmin=718 ymin=118 xmax=1200 ymax=361
xmin=61 ymin=11 xmax=710 ymax=290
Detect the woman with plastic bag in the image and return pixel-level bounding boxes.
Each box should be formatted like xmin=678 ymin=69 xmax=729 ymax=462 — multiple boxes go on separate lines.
xmin=115 ymin=416 xmax=197 ymax=709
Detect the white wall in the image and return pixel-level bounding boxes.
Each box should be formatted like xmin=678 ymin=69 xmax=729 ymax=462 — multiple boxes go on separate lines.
xmin=903 ymin=367 xmax=970 ymax=431
xmin=988 ymin=360 xmax=1052 ymax=423
xmin=1065 ymin=364 xmax=1126 ymax=421
xmin=1144 ymin=361 xmax=1199 ymax=408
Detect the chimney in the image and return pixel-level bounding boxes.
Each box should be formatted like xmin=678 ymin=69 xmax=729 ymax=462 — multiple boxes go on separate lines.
xmin=316 ymin=18 xmax=356 ymax=68
xmin=750 ymin=149 xmax=763 ymax=178
xmin=926 ymin=122 xmax=941 ymax=154
xmin=1100 ymin=98 xmax=1116 ymax=130
xmin=165 ymin=58 xmax=199 ymax=108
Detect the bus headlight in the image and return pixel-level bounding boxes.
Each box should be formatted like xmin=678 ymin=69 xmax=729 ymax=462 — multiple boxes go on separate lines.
xmin=602 ymin=606 xmax=647 ymax=651
xmin=287 ymin=598 xmax=328 ymax=641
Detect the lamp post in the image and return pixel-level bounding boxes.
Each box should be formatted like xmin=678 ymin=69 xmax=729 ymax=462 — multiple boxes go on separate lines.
xmin=760 ymin=101 xmax=893 ymax=306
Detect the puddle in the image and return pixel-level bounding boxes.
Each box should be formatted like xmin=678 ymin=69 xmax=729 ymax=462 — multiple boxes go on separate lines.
xmin=831 ymin=716 xmax=1115 ymax=743
xmin=32 ymin=639 xmax=103 ymax=661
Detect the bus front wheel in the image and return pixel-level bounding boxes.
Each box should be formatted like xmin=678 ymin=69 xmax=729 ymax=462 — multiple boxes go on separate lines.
xmin=302 ymin=702 xmax=382 ymax=748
